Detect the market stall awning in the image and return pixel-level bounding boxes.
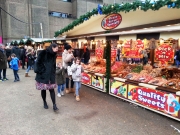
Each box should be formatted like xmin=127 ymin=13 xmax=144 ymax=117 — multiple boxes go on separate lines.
xmin=56 ymin=6 xmax=180 ymax=38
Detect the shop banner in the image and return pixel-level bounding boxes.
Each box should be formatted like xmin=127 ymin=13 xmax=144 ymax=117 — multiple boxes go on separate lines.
xmin=155 ymin=44 xmax=174 ymax=63
xmin=110 ymin=79 xmax=128 ymax=98
xmin=101 ymin=13 xmax=122 ymax=30
xmin=128 ymin=86 xmax=180 ymax=117
xmin=81 ymin=72 xmax=91 ymax=85
xmin=124 ymin=40 xmax=131 ymax=48
xmin=136 ymin=39 xmax=144 ymax=49
xmin=0 ymin=36 xmax=2 ymax=43
xmin=95 ymin=47 xmax=103 ymax=59
xmin=92 ymin=75 xmax=104 ymax=89
xmin=111 ymin=49 xmax=117 ymax=61
xmin=125 ymin=50 xmax=141 ymax=58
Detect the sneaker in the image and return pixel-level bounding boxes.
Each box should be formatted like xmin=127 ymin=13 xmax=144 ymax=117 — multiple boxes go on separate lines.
xmin=16 ymin=79 xmax=20 ymax=81
xmin=0 ymin=79 xmax=4 ymax=82
xmin=3 ymin=78 xmax=8 ymax=81
xmin=61 ymin=91 xmax=64 ymax=96
xmin=57 ymin=93 xmax=61 ymax=97
xmin=14 ymin=80 xmax=18 ymax=82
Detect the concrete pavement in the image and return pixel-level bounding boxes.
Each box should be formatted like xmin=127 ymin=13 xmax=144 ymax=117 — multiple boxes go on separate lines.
xmin=0 ymin=69 xmax=180 ymax=135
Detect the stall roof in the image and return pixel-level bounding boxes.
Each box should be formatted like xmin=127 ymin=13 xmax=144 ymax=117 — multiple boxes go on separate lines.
xmin=58 ymin=7 xmax=180 ymax=38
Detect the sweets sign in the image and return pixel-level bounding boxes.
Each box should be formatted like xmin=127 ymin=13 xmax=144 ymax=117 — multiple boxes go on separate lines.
xmin=101 ymin=13 xmax=122 ymax=30
xmin=128 ymin=87 xmax=180 ymax=116
xmin=155 ymin=44 xmax=174 ymax=63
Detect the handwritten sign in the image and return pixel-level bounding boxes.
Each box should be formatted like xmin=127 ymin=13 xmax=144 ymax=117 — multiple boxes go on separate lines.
xmin=101 ymin=13 xmax=122 ymax=30
xmin=111 ymin=49 xmax=117 ymax=61
xmin=124 ymin=40 xmax=131 ymax=48
xmin=136 ymin=39 xmax=144 ymax=49
xmin=155 ymin=44 xmax=174 ymax=63
xmin=95 ymin=47 xmax=103 ymax=59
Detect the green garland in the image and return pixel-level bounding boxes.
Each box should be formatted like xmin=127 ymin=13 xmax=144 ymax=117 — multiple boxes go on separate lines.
xmin=54 ymin=0 xmax=180 ymax=37
xmin=105 ymin=40 xmax=111 ymax=93
xmin=19 ymin=39 xmax=25 ymax=45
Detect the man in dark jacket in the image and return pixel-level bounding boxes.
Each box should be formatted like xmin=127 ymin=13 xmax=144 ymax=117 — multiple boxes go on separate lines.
xmin=11 ymin=45 xmax=21 ymax=59
xmin=0 ymin=44 xmax=8 ymax=81
xmin=83 ymin=47 xmax=90 ymax=64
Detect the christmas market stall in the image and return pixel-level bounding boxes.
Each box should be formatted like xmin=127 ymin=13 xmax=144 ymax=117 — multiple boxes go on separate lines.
xmin=54 ymin=0 xmax=180 ymax=121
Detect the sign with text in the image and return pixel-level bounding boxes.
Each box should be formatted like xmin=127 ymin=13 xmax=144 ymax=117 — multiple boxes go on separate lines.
xmin=128 ymin=86 xmax=180 ymax=117
xmin=136 ymin=39 xmax=144 ymax=49
xmin=81 ymin=72 xmax=91 ymax=85
xmin=92 ymin=75 xmax=104 ymax=90
xmin=111 ymin=49 xmax=117 ymax=61
xmin=101 ymin=13 xmax=122 ymax=30
xmin=155 ymin=44 xmax=174 ymax=63
xmin=95 ymin=47 xmax=104 ymax=59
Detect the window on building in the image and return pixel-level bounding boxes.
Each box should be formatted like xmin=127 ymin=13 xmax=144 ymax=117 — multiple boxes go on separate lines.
xmin=49 ymin=11 xmax=72 ymax=19
xmin=62 ymin=0 xmax=71 ymax=2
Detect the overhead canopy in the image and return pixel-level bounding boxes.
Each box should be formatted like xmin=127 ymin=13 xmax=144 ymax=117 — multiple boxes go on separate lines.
xmin=60 ymin=7 xmax=180 ymax=38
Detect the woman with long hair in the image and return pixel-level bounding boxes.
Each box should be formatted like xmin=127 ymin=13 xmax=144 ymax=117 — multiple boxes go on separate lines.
xmin=35 ymin=43 xmax=59 ymax=111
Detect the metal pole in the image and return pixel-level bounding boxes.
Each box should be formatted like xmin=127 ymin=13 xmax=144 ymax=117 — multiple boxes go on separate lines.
xmin=40 ymin=23 xmax=43 ymax=39
xmin=0 ymin=8 xmax=3 ymax=43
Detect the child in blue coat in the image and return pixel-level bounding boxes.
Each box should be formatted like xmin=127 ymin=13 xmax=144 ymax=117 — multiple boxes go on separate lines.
xmin=10 ymin=53 xmax=20 ymax=82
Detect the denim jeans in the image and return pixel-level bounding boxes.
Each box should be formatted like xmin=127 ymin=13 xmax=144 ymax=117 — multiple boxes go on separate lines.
xmin=74 ymin=81 xmax=81 ymax=96
xmin=66 ymin=78 xmax=74 ymax=88
xmin=26 ymin=65 xmax=32 ymax=73
xmin=0 ymin=69 xmax=6 ymax=79
xmin=13 ymin=70 xmax=19 ymax=80
xmin=176 ymin=60 xmax=180 ymax=68
xmin=57 ymin=84 xmax=65 ymax=93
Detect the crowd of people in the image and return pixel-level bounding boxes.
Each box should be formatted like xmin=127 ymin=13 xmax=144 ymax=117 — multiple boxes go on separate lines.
xmin=0 ymin=42 xmax=90 ymax=112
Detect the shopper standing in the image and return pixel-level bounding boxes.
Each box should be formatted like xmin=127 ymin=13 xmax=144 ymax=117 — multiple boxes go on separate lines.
xmin=10 ymin=53 xmax=20 ymax=82
xmin=25 ymin=49 xmax=35 ymax=77
xmin=11 ymin=44 xmax=21 ymax=60
xmin=62 ymin=43 xmax=74 ymax=94
xmin=0 ymin=44 xmax=8 ymax=81
xmin=35 ymin=43 xmax=59 ymax=111
xmin=5 ymin=46 xmax=12 ymax=68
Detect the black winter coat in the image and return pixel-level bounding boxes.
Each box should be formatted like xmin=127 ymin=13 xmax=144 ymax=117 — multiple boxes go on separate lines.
xmin=27 ymin=53 xmax=35 ymax=66
xmin=84 ymin=48 xmax=90 ymax=64
xmin=0 ymin=49 xmax=7 ymax=69
xmin=11 ymin=46 xmax=21 ymax=59
xmin=35 ymin=49 xmax=57 ymax=84
xmin=6 ymin=49 xmax=11 ymax=58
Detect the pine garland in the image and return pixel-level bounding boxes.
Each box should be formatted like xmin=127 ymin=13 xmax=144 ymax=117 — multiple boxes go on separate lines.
xmin=105 ymin=40 xmax=111 ymax=93
xmin=54 ymin=0 xmax=180 ymax=37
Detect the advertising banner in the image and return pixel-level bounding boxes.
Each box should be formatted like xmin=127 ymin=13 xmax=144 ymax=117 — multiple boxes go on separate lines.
xmin=92 ymin=75 xmax=104 ymax=90
xmin=110 ymin=79 xmax=128 ymax=98
xmin=81 ymin=72 xmax=91 ymax=85
xmin=101 ymin=13 xmax=122 ymax=30
xmin=128 ymin=85 xmax=180 ymax=117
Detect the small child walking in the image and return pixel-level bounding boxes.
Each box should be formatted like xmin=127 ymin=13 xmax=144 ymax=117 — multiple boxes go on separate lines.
xmin=10 ymin=53 xmax=20 ymax=82
xmin=56 ymin=62 xmax=66 ymax=97
xmin=71 ymin=57 xmax=84 ymax=101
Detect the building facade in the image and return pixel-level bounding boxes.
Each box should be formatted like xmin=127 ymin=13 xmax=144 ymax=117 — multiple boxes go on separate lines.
xmin=0 ymin=0 xmax=134 ymax=44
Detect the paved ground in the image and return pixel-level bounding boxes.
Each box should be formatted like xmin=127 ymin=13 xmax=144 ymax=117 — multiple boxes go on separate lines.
xmin=0 ymin=69 xmax=180 ymax=135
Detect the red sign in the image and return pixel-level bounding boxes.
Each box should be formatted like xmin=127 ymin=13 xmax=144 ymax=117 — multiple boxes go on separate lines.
xmin=136 ymin=40 xmax=144 ymax=49
xmin=124 ymin=40 xmax=131 ymax=48
xmin=81 ymin=72 xmax=91 ymax=85
xmin=125 ymin=50 xmax=141 ymax=58
xmin=95 ymin=47 xmax=103 ymax=59
xmin=128 ymin=87 xmax=180 ymax=116
xmin=111 ymin=49 xmax=117 ymax=61
xmin=101 ymin=13 xmax=122 ymax=30
xmin=155 ymin=44 xmax=174 ymax=63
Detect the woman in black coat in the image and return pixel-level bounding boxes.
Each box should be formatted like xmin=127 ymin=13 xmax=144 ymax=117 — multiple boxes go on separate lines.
xmin=35 ymin=43 xmax=59 ymax=111
xmin=83 ymin=47 xmax=90 ymax=64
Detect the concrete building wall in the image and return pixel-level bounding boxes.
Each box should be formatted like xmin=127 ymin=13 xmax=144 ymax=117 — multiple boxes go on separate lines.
xmin=103 ymin=0 xmax=135 ymax=4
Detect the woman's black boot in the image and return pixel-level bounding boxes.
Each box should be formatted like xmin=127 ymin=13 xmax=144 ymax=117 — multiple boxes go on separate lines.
xmin=44 ymin=101 xmax=48 ymax=109
xmin=53 ymin=104 xmax=59 ymax=111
